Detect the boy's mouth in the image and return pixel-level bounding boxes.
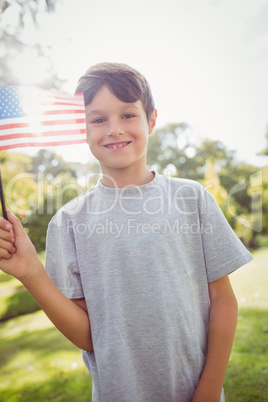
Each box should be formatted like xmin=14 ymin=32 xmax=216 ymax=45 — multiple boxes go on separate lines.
xmin=104 ymin=141 xmax=131 ymax=150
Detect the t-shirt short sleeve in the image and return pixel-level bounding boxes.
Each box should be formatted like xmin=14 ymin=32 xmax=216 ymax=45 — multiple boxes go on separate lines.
xmin=200 ymin=188 xmax=253 ymax=283
xmin=45 ymin=217 xmax=84 ymax=299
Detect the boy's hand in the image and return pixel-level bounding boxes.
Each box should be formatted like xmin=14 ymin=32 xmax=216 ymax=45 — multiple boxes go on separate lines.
xmin=0 ymin=210 xmax=39 ymax=281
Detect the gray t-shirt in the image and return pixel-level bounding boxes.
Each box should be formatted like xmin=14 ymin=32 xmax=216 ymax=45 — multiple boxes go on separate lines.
xmin=45 ymin=172 xmax=253 ymax=402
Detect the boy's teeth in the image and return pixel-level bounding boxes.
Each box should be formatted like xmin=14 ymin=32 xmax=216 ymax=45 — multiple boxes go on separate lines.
xmin=109 ymin=142 xmax=127 ymax=149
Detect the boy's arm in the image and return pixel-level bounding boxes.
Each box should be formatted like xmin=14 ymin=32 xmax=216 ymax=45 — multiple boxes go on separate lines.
xmin=192 ymin=275 xmax=238 ymax=402
xmin=0 ymin=211 xmax=93 ymax=352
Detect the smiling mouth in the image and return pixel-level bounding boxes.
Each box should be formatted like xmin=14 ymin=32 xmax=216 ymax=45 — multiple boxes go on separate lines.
xmin=104 ymin=141 xmax=131 ymax=150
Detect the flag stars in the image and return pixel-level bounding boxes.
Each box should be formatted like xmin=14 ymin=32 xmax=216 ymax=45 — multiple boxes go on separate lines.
xmin=0 ymin=86 xmax=24 ymax=120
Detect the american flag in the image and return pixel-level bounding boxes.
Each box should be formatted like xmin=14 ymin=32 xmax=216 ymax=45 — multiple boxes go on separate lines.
xmin=0 ymin=86 xmax=87 ymax=150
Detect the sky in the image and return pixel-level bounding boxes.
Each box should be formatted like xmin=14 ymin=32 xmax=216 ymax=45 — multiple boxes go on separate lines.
xmin=2 ymin=0 xmax=268 ymax=167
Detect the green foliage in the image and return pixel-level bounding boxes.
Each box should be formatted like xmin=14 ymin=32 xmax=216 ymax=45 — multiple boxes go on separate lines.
xmin=0 ymin=289 xmax=40 ymax=322
xmin=1 ymin=151 xmax=37 ymax=216
xmin=258 ymin=125 xmax=268 ymax=156
xmin=147 ymin=123 xmax=203 ymax=180
xmin=260 ymin=167 xmax=268 ymax=235
xmin=147 ymin=126 xmax=236 ymax=180
xmin=1 ymin=150 xmax=98 ymax=252
xmin=147 ymin=123 xmax=268 ymax=247
xmin=30 ymin=149 xmax=77 ymax=178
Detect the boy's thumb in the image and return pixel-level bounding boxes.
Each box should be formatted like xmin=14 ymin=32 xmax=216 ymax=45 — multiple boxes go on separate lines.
xmin=7 ymin=210 xmax=25 ymax=237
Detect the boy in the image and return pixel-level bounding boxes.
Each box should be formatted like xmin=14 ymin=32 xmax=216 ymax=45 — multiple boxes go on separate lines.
xmin=0 ymin=62 xmax=253 ymax=401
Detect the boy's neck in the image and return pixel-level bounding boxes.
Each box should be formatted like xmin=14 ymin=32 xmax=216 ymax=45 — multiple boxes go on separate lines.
xmin=100 ymin=167 xmax=155 ymax=188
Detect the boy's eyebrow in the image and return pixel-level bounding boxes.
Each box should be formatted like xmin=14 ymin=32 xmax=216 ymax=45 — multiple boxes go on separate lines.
xmin=86 ymin=109 xmax=103 ymax=118
xmin=86 ymin=104 xmax=140 ymax=118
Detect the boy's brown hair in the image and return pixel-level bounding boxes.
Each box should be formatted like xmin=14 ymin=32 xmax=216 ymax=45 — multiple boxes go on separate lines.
xmin=75 ymin=62 xmax=155 ymax=121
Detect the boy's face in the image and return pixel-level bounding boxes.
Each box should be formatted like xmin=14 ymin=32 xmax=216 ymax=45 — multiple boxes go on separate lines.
xmin=85 ymin=85 xmax=157 ymax=177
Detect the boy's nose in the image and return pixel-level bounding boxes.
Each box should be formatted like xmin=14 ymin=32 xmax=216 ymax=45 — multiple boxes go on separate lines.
xmin=107 ymin=119 xmax=124 ymax=136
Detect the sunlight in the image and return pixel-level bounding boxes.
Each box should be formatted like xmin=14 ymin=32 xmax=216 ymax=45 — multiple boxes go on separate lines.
xmin=12 ymin=49 xmax=50 ymax=86
xmin=21 ymin=87 xmax=44 ymax=136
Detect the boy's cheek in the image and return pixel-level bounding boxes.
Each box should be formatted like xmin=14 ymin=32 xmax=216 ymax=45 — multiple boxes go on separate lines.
xmin=85 ymin=127 xmax=93 ymax=144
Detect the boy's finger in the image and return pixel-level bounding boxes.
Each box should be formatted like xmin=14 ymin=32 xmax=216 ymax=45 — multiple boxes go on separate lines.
xmin=0 ymin=247 xmax=14 ymax=259
xmin=0 ymin=217 xmax=12 ymax=232
xmin=0 ymin=238 xmax=16 ymax=254
xmin=0 ymin=227 xmax=14 ymax=242
xmin=6 ymin=210 xmax=24 ymax=238
xmin=0 ymin=252 xmax=12 ymax=260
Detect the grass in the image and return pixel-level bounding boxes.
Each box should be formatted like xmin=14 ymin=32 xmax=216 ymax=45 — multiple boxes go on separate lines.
xmin=0 ymin=248 xmax=267 ymax=401
xmin=0 ymin=311 xmax=92 ymax=401
xmin=0 ymin=251 xmax=45 ymax=321
xmin=0 ymin=274 xmax=40 ymax=321
xmin=224 ymin=247 xmax=268 ymax=401
xmin=224 ymin=309 xmax=268 ymax=401
xmin=229 ymin=246 xmax=268 ymax=310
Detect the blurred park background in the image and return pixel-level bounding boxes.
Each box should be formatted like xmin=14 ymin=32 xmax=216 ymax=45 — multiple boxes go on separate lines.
xmin=0 ymin=0 xmax=268 ymax=401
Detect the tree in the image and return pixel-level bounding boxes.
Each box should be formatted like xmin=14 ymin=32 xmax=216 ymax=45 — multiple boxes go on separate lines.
xmin=0 ymin=151 xmax=37 ymax=217
xmin=147 ymin=122 xmax=203 ymax=180
xmin=0 ymin=0 xmax=65 ymax=89
xmin=201 ymin=159 xmax=232 ymax=219
xmin=147 ymin=123 xmax=237 ymax=181
xmin=1 ymin=149 xmax=99 ymax=251
xmin=147 ymin=122 xmax=262 ymax=246
xmin=23 ymin=170 xmax=86 ymax=252
xmin=258 ymin=125 xmax=268 ymax=156
xmin=23 ymin=149 xmax=99 ymax=251
xmin=30 ymin=149 xmax=77 ymax=178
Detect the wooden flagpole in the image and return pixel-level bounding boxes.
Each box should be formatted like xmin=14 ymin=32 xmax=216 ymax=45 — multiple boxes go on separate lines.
xmin=0 ymin=168 xmax=7 ymax=220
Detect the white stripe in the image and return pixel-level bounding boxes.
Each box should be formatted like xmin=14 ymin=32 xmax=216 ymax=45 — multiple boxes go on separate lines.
xmin=28 ymin=113 xmax=85 ymax=122
xmin=36 ymin=89 xmax=84 ymax=102
xmin=28 ymin=97 xmax=85 ymax=106
xmin=0 ymin=123 xmax=86 ymax=135
xmin=1 ymin=133 xmax=87 ymax=147
xmin=20 ymin=87 xmax=84 ymax=105
xmin=23 ymin=104 xmax=85 ymax=112
xmin=0 ymin=113 xmax=86 ymax=126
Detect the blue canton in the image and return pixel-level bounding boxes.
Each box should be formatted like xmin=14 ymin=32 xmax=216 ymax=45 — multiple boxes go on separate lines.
xmin=0 ymin=86 xmax=24 ymax=120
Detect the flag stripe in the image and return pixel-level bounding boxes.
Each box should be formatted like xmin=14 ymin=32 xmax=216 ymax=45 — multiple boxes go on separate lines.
xmin=0 ymin=138 xmax=87 ymax=150
xmin=37 ymin=100 xmax=85 ymax=107
xmin=0 ymin=113 xmax=86 ymax=126
xmin=0 ymin=128 xmax=86 ymax=141
xmin=37 ymin=88 xmax=85 ymax=102
xmin=42 ymin=109 xmax=85 ymax=115
xmin=0 ymin=118 xmax=86 ymax=131
xmin=0 ymin=133 xmax=87 ymax=149
xmin=0 ymin=123 xmax=86 ymax=135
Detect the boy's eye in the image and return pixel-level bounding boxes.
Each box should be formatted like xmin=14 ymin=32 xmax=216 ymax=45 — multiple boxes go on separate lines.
xmin=92 ymin=118 xmax=105 ymax=124
xmin=123 ymin=114 xmax=135 ymax=119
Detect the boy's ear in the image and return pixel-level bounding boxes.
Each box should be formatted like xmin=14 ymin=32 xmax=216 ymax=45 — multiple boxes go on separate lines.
xmin=148 ymin=109 xmax=157 ymax=134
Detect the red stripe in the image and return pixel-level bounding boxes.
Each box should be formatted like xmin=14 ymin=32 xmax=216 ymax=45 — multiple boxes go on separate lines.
xmin=33 ymin=90 xmax=84 ymax=105
xmin=39 ymin=100 xmax=84 ymax=107
xmin=0 ymin=138 xmax=87 ymax=151
xmin=0 ymin=128 xmax=87 ymax=141
xmin=0 ymin=122 xmax=29 ymax=130
xmin=38 ymin=88 xmax=84 ymax=101
xmin=0 ymin=118 xmax=86 ymax=130
xmin=42 ymin=109 xmax=85 ymax=115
